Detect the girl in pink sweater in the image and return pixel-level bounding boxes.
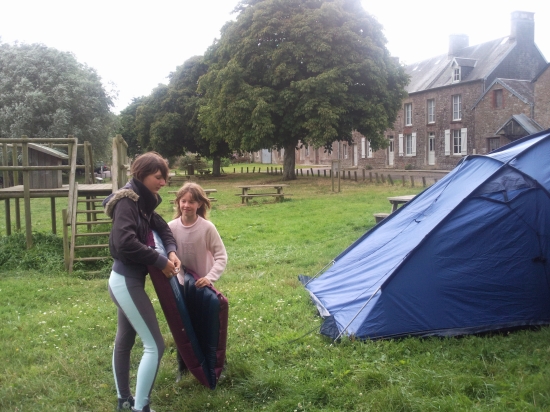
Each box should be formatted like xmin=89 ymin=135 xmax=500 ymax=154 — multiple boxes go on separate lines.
xmin=168 ymin=182 xmax=228 ymax=379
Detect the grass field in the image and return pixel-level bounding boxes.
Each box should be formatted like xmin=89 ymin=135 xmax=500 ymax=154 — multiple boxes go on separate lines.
xmin=1 ymin=173 xmax=549 ymax=411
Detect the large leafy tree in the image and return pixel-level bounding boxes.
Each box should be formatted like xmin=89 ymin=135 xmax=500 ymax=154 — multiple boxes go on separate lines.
xmin=131 ymin=56 xmax=231 ymax=176
xmin=0 ymin=42 xmax=115 ymax=158
xmin=199 ymin=0 xmax=408 ymax=180
xmin=117 ymin=96 xmax=147 ymax=157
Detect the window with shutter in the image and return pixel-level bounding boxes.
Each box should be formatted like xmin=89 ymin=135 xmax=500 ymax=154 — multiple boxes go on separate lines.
xmin=445 ymin=130 xmax=451 ymax=156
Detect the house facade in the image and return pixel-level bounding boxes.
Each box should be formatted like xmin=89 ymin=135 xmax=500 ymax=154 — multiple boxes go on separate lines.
xmin=356 ymin=10 xmax=548 ymax=170
xmin=253 ymin=11 xmax=548 ymax=170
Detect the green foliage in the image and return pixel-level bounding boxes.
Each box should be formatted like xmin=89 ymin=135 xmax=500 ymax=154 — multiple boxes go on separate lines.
xmin=199 ymin=0 xmax=409 ymax=179
xmin=127 ymin=56 xmax=232 ymax=163
xmin=0 ymin=232 xmax=64 ymax=273
xmin=0 ymin=42 xmax=115 ymax=159
xmin=117 ymin=96 xmax=147 ymax=156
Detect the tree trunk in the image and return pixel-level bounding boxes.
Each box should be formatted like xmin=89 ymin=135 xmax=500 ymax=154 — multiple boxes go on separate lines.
xmin=212 ymin=156 xmax=221 ymax=177
xmin=282 ymin=142 xmax=296 ymax=181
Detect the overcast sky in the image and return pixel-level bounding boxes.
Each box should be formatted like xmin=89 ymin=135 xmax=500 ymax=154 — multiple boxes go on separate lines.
xmin=1 ymin=0 xmax=549 ymax=114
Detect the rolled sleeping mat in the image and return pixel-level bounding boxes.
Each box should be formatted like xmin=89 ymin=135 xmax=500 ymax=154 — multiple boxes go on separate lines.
xmin=147 ymin=231 xmax=228 ymax=389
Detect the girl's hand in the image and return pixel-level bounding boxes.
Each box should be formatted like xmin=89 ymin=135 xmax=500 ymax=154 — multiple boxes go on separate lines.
xmin=162 ymin=259 xmax=177 ymax=278
xmin=195 ymin=278 xmax=212 ymax=288
xmin=168 ymin=252 xmax=181 ymax=273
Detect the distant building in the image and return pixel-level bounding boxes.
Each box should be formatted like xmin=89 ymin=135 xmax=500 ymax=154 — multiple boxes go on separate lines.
xmin=352 ymin=10 xmax=548 ymax=170
xmin=255 ymin=11 xmax=549 ymax=169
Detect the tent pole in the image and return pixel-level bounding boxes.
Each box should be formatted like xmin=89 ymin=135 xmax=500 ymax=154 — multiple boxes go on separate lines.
xmin=334 ymin=285 xmax=382 ymax=342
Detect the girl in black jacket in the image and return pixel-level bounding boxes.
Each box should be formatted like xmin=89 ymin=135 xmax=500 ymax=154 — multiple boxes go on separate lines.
xmin=104 ymin=152 xmax=181 ymax=412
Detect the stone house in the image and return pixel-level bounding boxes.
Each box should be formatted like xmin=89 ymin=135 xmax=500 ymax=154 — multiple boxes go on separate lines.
xmin=253 ymin=11 xmax=548 ymax=170
xmin=354 ymin=10 xmax=547 ymax=170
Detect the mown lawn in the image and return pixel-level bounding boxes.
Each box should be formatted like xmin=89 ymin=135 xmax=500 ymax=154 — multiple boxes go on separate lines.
xmin=1 ymin=173 xmax=549 ymax=411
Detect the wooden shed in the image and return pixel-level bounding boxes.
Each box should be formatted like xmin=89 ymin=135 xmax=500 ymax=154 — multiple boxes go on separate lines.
xmin=28 ymin=143 xmax=69 ymax=189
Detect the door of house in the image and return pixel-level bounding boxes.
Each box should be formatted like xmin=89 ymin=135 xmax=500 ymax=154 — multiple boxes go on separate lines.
xmin=388 ymin=137 xmax=394 ymax=166
xmin=428 ymin=133 xmax=435 ymax=166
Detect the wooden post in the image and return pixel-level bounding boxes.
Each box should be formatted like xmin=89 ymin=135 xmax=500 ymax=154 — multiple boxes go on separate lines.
xmin=241 ymin=167 xmax=243 ymax=173
xmin=375 ymin=172 xmax=379 ymax=184
xmin=422 ymin=176 xmax=426 ymax=187
xmin=247 ymin=167 xmax=249 ymax=173
xmin=381 ymin=174 xmax=386 ymax=184
xmin=410 ymin=176 xmax=415 ymax=187
xmin=362 ymin=169 xmax=365 ymax=181
xmin=21 ymin=137 xmax=32 ymax=248
xmin=12 ymin=145 xmax=21 ymax=230
xmin=402 ymin=175 xmax=405 ymax=186
xmin=317 ymin=170 xmax=320 ymax=177
xmin=84 ymin=141 xmax=92 ymax=184
xmin=354 ymin=171 xmax=357 ymax=182
xmin=252 ymin=167 xmax=255 ymax=173
xmin=50 ymin=197 xmax=57 ymax=234
xmin=2 ymin=142 xmax=9 ymax=189
xmin=66 ymin=137 xmax=78 ymax=222
xmin=310 ymin=168 xmax=314 ymax=176
xmin=301 ymin=169 xmax=303 ymax=176
xmin=4 ymin=199 xmax=10 ymax=236
xmin=369 ymin=172 xmax=373 ymax=183
xmin=306 ymin=170 xmax=309 ymax=176
xmin=62 ymin=209 xmax=69 ymax=270
xmin=324 ymin=169 xmax=326 ymax=177
xmin=388 ymin=174 xmax=394 ymax=185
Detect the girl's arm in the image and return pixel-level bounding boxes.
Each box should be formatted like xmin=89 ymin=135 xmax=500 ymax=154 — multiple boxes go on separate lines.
xmin=204 ymin=225 xmax=228 ymax=283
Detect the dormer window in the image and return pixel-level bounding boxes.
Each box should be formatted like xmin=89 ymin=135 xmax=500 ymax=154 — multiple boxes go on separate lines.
xmin=452 ymin=67 xmax=461 ymax=82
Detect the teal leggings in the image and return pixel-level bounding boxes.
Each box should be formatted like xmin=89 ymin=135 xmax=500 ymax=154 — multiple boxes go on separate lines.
xmin=108 ymin=271 xmax=165 ymax=410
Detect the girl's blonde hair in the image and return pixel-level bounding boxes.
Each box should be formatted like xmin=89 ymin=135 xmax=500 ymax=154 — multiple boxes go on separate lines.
xmin=174 ymin=182 xmax=211 ymax=219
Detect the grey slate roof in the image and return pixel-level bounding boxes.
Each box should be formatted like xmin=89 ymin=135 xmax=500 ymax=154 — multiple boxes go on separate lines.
xmin=472 ymin=78 xmax=534 ymax=108
xmin=495 ymin=113 xmax=543 ymax=136
xmin=406 ymin=37 xmax=515 ymax=93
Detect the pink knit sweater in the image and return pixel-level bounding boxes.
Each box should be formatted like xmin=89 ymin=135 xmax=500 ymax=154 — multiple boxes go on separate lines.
xmin=168 ymin=216 xmax=227 ymax=284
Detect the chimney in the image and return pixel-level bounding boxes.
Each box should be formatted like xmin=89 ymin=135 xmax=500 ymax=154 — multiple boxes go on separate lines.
xmin=448 ymin=34 xmax=469 ymax=56
xmin=510 ymin=11 xmax=535 ymax=44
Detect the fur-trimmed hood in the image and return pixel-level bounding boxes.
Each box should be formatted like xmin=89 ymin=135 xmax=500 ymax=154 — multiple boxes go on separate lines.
xmin=103 ymin=188 xmax=139 ymax=218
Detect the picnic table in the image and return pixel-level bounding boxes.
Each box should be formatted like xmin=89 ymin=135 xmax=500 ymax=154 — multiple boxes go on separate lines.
xmin=236 ymin=184 xmax=290 ymax=204
xmin=168 ymin=189 xmax=217 ymax=201
xmin=387 ymin=194 xmax=416 ymax=212
xmin=374 ymin=194 xmax=416 ymax=223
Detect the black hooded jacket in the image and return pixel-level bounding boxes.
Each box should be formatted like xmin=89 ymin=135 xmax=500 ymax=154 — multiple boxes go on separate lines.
xmin=103 ymin=178 xmax=177 ymax=278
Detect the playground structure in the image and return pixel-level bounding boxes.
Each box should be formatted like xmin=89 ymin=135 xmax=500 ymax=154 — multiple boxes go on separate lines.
xmin=0 ymin=134 xmax=129 ymax=273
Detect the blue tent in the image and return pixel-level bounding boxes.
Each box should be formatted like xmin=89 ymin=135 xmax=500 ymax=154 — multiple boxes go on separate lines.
xmin=301 ymin=130 xmax=550 ymax=340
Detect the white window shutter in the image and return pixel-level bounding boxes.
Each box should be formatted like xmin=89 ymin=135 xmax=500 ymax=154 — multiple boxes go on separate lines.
xmin=361 ymin=137 xmax=366 ymax=158
xmin=368 ymin=142 xmax=373 ymax=158
xmin=444 ymin=129 xmax=450 ymax=156
xmin=411 ymin=132 xmax=417 ymax=156
xmin=399 ymin=134 xmax=404 ymax=156
xmin=461 ymin=128 xmax=468 ymax=155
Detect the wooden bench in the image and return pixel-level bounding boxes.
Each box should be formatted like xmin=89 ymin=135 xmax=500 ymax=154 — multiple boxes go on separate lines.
xmin=236 ymin=184 xmax=290 ymax=204
xmin=197 ymin=169 xmax=211 ymax=176
xmin=168 ymin=175 xmax=190 ymax=186
xmin=373 ymin=212 xmax=390 ymax=223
